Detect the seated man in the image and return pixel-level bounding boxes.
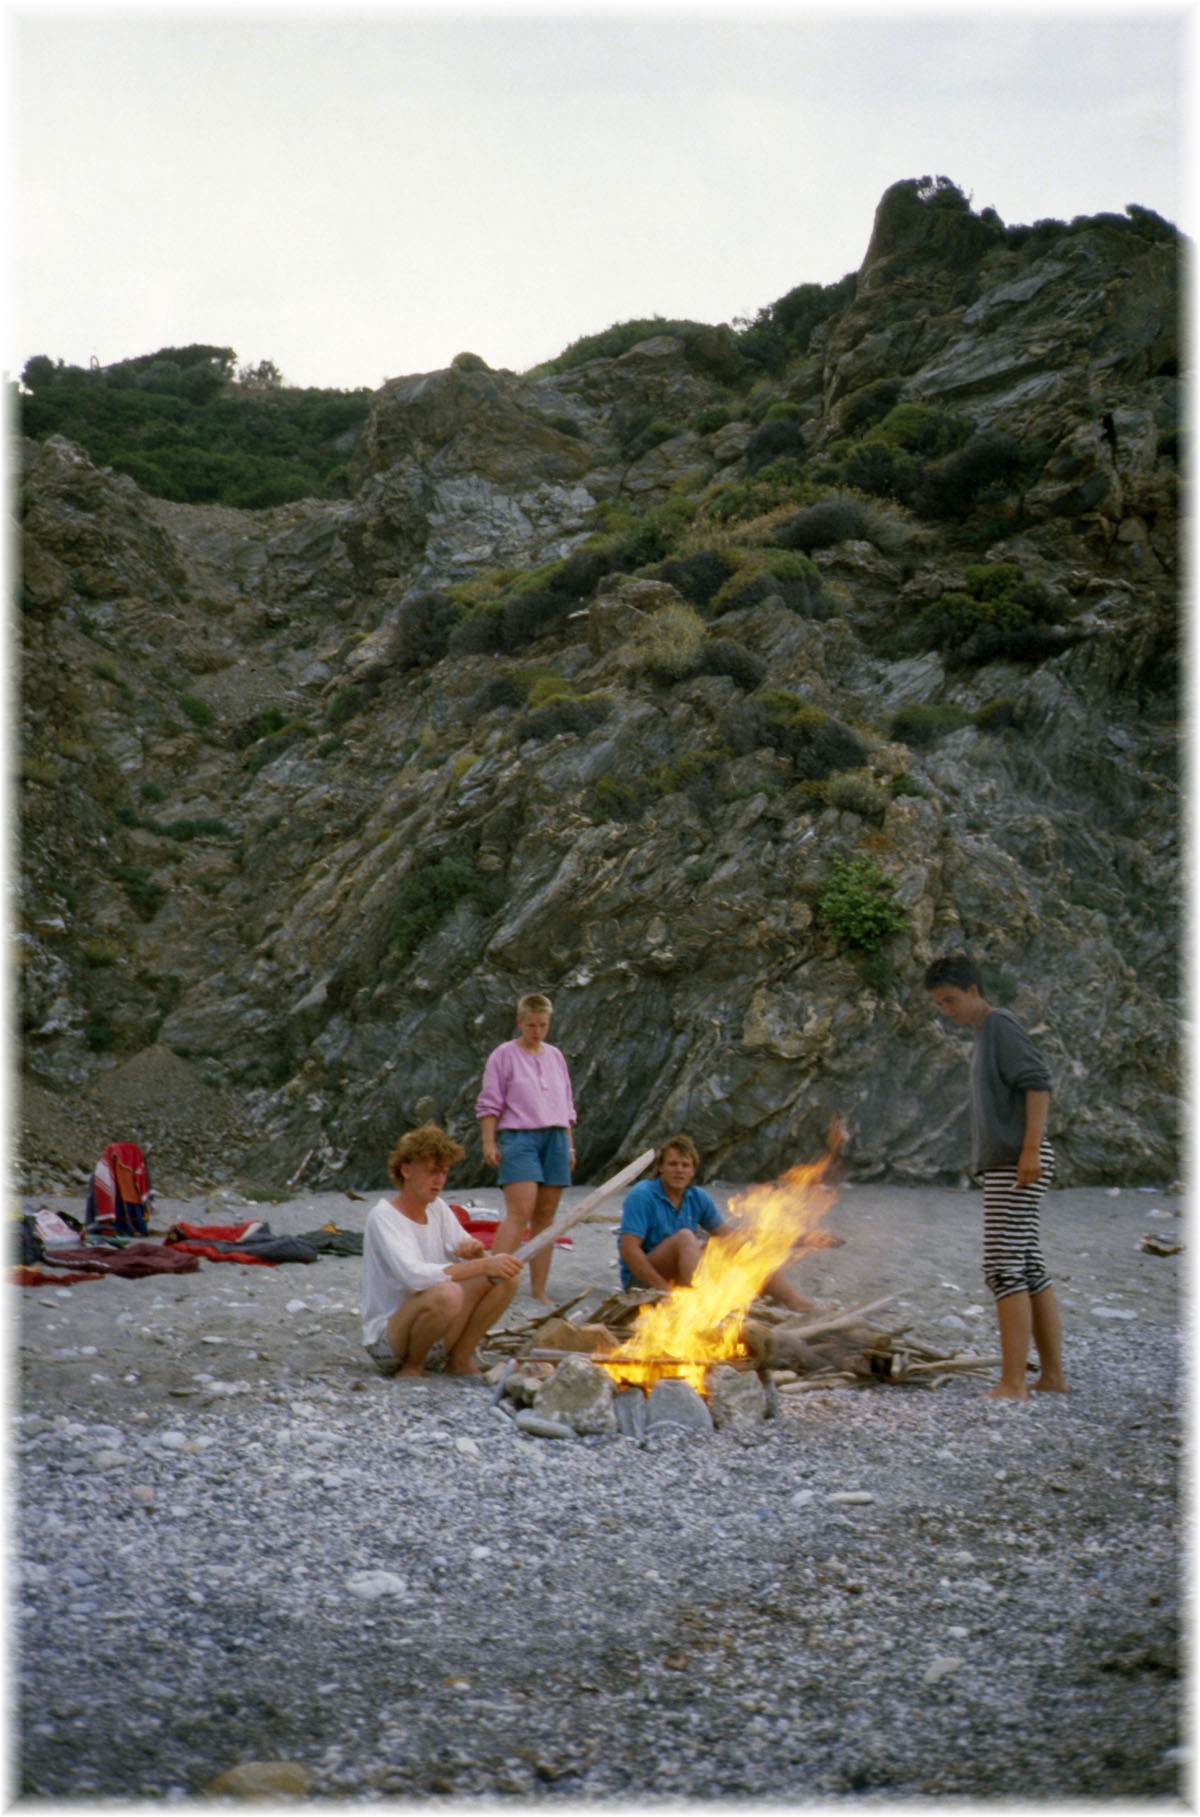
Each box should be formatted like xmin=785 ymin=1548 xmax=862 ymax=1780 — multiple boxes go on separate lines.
xmin=617 ymin=1134 xmax=815 ymax=1313
xmin=362 ymin=1122 xmax=521 ymax=1378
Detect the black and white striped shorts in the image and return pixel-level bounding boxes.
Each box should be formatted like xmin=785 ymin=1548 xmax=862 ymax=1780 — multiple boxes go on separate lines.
xmin=981 ymin=1140 xmax=1056 ymax=1301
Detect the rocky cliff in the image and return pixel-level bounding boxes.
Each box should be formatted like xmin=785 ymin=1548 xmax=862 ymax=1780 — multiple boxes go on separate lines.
xmin=16 ymin=178 xmax=1182 ymax=1192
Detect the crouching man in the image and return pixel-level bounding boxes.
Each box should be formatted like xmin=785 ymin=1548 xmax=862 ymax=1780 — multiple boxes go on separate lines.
xmin=617 ymin=1135 xmax=815 ymax=1313
xmin=362 ymin=1123 xmax=522 ymax=1378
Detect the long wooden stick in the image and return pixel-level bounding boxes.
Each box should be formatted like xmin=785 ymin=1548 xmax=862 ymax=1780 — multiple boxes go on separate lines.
xmin=902 ymin=1355 xmax=1001 ymax=1376
xmin=512 ymin=1148 xmax=656 ymax=1264
xmin=778 ymin=1296 xmax=897 ymax=1343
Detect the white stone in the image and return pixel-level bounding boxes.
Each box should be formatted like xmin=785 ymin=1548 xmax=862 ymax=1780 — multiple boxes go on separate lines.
xmin=345 ymin=1570 xmax=407 ymax=1600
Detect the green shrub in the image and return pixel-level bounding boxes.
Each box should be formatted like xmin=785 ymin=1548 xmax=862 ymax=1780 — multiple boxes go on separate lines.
xmin=84 ymin=1009 xmax=115 ymax=1052
xmin=699 ymin=460 xmax=807 ymax=526
xmin=469 ymin=672 xmax=522 ymax=714
xmin=448 ymin=605 xmax=507 ymax=656
xmin=839 ymin=439 xmax=921 ymax=505
xmin=532 ymin=315 xmax=714 ymax=376
xmin=735 ymin=271 xmax=857 ymax=367
xmin=826 ymin=769 xmax=890 ymax=819
xmin=609 ymin=496 xmax=696 ymax=570
xmin=179 ymin=694 xmax=216 ymax=729
xmin=324 ymin=685 xmax=364 ymax=730
xmin=505 ymin=585 xmax=574 ymax=650
xmin=649 ymin=548 xmax=738 ymax=611
xmin=617 ymin=411 xmax=677 ymax=460
xmin=516 ymin=694 xmax=613 ymax=742
xmin=744 ymin=416 xmax=808 ymax=475
xmin=838 ymin=379 xmax=903 ymax=437
xmin=975 ymin=697 xmax=1019 ymax=731
xmin=889 ymin=703 xmax=973 ymax=748
xmin=861 ymin=946 xmax=898 ymax=994
xmin=912 ymin=430 xmax=1026 ymax=519
xmin=81 ymin=938 xmax=120 ymax=966
xmin=113 ymin=863 xmax=167 ymax=920
xmin=869 ymin=402 xmax=973 ymax=457
xmin=923 ymin=564 xmax=1071 ymax=668
xmin=522 ymin=671 xmax=577 ymax=709
xmin=818 ymin=855 xmax=908 ymax=953
xmin=653 ymin=752 xmax=710 ymax=796
xmin=724 ymin=689 xmax=870 ymax=779
xmin=773 ymin=497 xmax=868 ymax=551
xmin=710 ymin=549 xmax=825 ymax=620
xmin=394 ymin=590 xmax=453 ymax=669
xmin=698 ymin=637 xmax=766 ymax=690
xmin=162 ymin=816 xmax=236 ymax=841
xmin=588 ymin=776 xmax=641 ymax=823
xmin=694 ymin=406 xmax=731 ymax=436
xmin=385 ymin=852 xmax=501 ymax=965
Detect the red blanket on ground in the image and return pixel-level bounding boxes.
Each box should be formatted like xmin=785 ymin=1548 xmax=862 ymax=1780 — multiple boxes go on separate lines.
xmin=9 ymin=1265 xmax=108 ymax=1287
xmin=449 ymin=1206 xmax=573 ymax=1249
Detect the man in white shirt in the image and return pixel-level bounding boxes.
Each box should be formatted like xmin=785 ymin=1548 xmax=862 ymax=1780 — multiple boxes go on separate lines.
xmin=362 ymin=1124 xmax=521 ymax=1377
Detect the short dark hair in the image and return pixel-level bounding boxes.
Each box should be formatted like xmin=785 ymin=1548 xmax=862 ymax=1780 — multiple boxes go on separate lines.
xmin=923 ymin=952 xmax=982 ymax=992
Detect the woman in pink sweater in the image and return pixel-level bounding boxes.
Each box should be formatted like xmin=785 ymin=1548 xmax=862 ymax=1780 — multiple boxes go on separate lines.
xmin=476 ymin=992 xmax=577 ymax=1303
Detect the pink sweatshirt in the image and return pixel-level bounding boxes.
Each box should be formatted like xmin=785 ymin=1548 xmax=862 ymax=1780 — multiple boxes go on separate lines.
xmin=475 ymin=1040 xmax=576 ymax=1130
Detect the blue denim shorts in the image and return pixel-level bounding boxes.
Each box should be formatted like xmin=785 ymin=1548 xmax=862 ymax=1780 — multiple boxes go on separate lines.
xmin=497 ymin=1126 xmax=572 ymax=1187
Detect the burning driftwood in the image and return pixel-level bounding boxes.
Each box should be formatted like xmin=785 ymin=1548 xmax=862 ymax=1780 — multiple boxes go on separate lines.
xmin=492 ymin=1289 xmax=998 ymax=1394
xmin=487 ymin=1136 xmax=998 ymax=1394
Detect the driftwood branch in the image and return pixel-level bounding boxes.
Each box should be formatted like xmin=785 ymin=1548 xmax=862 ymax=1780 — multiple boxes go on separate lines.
xmin=781 ymin=1296 xmax=896 ymax=1342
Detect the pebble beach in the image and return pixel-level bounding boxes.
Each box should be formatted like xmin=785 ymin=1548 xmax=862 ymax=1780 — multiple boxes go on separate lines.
xmin=12 ymin=1174 xmax=1187 ymax=1803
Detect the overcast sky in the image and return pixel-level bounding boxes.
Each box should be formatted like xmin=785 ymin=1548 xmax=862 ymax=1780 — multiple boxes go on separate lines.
xmin=6 ymin=2 xmax=1192 ymax=392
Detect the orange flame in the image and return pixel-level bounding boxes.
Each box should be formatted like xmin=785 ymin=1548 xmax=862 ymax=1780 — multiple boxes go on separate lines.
xmin=603 ymin=1122 xmax=845 ymax=1393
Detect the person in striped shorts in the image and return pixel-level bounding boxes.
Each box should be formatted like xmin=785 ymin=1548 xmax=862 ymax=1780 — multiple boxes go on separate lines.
xmin=924 ymin=953 xmax=1068 ymax=1401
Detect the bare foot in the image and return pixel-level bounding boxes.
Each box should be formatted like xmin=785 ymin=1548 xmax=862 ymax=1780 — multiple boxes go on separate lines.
xmin=532 ymin=1294 xmax=556 ymax=1306
xmin=447 ymin=1362 xmax=483 ymax=1377
xmin=397 ymin=1363 xmax=425 ymax=1378
xmin=1032 ymin=1377 xmax=1069 ymax=1393
xmin=985 ymin=1383 xmax=1030 ymax=1402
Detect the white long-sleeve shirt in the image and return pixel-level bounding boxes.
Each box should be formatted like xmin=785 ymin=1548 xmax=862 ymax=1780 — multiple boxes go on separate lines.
xmin=361 ymin=1195 xmax=466 ymax=1346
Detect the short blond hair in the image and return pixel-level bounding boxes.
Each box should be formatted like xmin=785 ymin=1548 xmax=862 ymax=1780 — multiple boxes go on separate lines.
xmin=387 ymin=1122 xmax=465 ymax=1184
xmin=517 ymin=992 xmax=553 ymax=1018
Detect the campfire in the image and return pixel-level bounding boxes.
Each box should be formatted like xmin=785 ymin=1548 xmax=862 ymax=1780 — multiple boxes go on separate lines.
xmin=600 ymin=1135 xmax=843 ymax=1393
xmin=488 ymin=1133 xmax=1001 ymax=1415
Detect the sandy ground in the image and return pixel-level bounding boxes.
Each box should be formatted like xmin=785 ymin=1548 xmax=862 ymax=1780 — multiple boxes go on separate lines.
xmin=12 ymin=1171 xmax=1186 ymax=1418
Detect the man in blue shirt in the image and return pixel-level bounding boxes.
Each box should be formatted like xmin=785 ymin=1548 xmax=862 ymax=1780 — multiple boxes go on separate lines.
xmin=618 ymin=1135 xmax=814 ymax=1311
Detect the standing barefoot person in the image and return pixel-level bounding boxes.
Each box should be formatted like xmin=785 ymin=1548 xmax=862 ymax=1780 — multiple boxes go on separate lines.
xmin=362 ymin=1124 xmax=521 ymax=1378
xmin=925 ymin=954 xmax=1068 ymax=1401
xmin=476 ymin=992 xmax=576 ymax=1305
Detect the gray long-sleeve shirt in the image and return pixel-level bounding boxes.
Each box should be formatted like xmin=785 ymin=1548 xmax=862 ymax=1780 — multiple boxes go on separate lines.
xmin=969 ymin=1007 xmax=1052 ymax=1173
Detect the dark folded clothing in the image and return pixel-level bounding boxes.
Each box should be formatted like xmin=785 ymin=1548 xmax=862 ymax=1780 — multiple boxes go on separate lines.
xmin=298 ymin=1226 xmax=363 ymax=1256
xmin=38 ymin=1242 xmax=200 ymax=1277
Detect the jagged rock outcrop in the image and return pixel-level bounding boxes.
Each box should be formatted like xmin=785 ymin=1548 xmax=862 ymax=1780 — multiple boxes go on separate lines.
xmin=16 ymin=180 xmax=1182 ymax=1192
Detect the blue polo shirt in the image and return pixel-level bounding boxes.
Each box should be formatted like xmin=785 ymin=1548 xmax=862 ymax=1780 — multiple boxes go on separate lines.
xmin=617 ymin=1177 xmax=728 ymax=1288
